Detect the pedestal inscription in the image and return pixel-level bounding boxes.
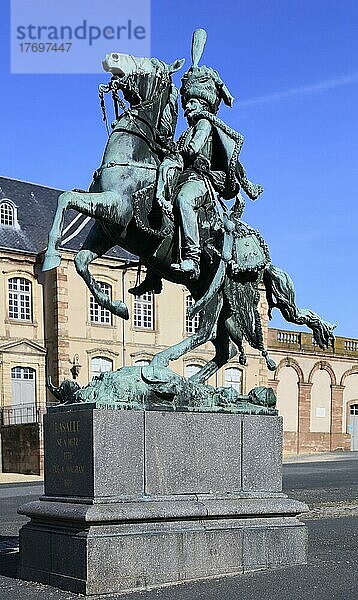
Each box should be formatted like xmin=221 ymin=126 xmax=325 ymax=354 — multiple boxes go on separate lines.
xmin=44 ymin=411 xmax=93 ymax=497
xmin=44 ymin=409 xmax=144 ymax=499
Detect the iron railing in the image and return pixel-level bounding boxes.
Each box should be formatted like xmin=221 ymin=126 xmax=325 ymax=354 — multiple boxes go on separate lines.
xmin=0 ymin=404 xmax=43 ymax=426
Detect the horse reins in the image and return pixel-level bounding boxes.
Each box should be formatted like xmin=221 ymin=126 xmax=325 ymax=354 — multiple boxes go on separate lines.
xmin=98 ymin=74 xmax=169 ymax=155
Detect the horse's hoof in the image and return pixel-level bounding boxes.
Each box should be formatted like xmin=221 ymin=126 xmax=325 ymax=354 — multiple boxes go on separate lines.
xmin=112 ymin=301 xmax=129 ymax=320
xmin=42 ymin=253 xmax=61 ymax=272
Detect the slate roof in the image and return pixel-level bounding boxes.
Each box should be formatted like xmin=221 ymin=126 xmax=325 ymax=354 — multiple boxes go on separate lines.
xmin=0 ymin=177 xmax=136 ymax=262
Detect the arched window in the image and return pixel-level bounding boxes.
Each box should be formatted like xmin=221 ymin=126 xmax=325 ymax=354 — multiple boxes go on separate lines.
xmin=90 ymin=356 xmax=113 ymax=379
xmin=133 ymin=292 xmax=154 ymax=329
xmin=8 ymin=277 xmax=32 ymax=321
xmin=134 ymin=359 xmax=150 ymax=366
xmin=185 ymin=363 xmax=202 ymax=378
xmin=9 ymin=366 xmax=36 ymax=424
xmin=0 ymin=201 xmax=14 ymax=226
xmin=350 ymin=404 xmax=358 ymax=415
xmin=185 ymin=295 xmax=200 ymax=334
xmin=224 ymin=368 xmax=242 ymax=393
xmin=89 ymin=282 xmax=112 ymax=325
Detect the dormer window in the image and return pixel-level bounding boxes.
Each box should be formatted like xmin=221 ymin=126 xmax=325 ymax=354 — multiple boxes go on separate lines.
xmin=0 ymin=199 xmax=19 ymax=228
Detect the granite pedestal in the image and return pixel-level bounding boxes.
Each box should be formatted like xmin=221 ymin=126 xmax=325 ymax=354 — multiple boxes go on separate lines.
xmin=18 ymin=408 xmax=308 ymax=595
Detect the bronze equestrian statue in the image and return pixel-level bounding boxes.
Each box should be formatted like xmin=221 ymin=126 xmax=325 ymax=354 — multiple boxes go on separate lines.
xmin=42 ymin=29 xmax=335 ymax=387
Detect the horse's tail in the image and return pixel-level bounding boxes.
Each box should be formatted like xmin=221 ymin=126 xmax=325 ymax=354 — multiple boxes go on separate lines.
xmin=263 ymin=263 xmax=336 ymax=349
xmin=263 ymin=263 xmax=297 ymax=320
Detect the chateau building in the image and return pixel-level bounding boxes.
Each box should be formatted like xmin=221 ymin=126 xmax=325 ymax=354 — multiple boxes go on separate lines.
xmin=269 ymin=329 xmax=357 ymax=453
xmin=0 ymin=177 xmax=357 ymax=473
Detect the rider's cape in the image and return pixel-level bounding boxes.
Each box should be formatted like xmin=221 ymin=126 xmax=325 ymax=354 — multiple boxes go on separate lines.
xmin=191 ymin=110 xmax=263 ymax=201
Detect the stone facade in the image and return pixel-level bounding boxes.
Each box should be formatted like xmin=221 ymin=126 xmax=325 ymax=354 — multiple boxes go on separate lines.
xmin=0 ymin=251 xmax=47 ymax=472
xmin=268 ymin=329 xmax=358 ymax=454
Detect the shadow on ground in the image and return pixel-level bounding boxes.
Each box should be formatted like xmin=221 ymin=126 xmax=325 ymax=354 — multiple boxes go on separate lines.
xmin=0 ymin=536 xmax=19 ymax=579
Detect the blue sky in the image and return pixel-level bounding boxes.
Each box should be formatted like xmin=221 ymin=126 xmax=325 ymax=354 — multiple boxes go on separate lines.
xmin=1 ymin=0 xmax=357 ymax=337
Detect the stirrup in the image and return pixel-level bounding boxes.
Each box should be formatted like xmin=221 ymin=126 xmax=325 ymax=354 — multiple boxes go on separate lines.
xmin=171 ymin=259 xmax=200 ymax=280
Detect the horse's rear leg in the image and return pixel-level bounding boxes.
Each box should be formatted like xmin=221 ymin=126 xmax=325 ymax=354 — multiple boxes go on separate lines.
xmin=188 ymin=317 xmax=237 ymax=384
xmin=43 ymin=190 xmax=122 ymax=272
xmin=150 ymin=294 xmax=223 ymax=368
xmin=74 ymin=223 xmax=129 ymax=320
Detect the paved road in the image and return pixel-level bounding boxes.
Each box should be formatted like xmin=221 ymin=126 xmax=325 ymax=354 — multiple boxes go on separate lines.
xmin=0 ymin=456 xmax=357 ymax=599
xmin=283 ymin=454 xmax=358 ymax=505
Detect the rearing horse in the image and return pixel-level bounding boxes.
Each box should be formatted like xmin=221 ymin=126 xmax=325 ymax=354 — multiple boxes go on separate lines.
xmin=43 ymin=52 xmax=335 ymax=384
xmin=43 ymin=53 xmax=185 ymax=318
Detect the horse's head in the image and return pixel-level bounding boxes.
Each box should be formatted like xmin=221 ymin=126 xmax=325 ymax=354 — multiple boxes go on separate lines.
xmin=103 ymin=53 xmax=184 ymax=77
xmin=102 ymin=53 xmax=185 ymax=145
xmin=102 ymin=53 xmax=185 ymax=108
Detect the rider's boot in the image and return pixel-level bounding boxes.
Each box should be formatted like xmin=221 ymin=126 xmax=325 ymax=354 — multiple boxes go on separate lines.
xmin=128 ymin=270 xmax=163 ymax=295
xmin=171 ymin=239 xmax=200 ymax=279
xmin=170 ymin=196 xmax=201 ymax=279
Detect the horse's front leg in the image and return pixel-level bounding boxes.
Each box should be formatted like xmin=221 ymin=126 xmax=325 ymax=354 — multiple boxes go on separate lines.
xmin=42 ymin=191 xmax=73 ymax=271
xmin=42 ymin=189 xmax=121 ymax=272
xmin=150 ymin=294 xmax=223 ymax=368
xmin=74 ymin=247 xmax=129 ymax=320
xmin=189 ymin=316 xmax=238 ymax=384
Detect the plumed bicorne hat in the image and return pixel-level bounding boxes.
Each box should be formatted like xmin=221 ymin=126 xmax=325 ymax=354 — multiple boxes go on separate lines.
xmin=180 ymin=29 xmax=234 ymax=114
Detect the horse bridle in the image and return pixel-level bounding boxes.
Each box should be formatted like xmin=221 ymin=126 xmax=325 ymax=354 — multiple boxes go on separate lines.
xmin=94 ymin=72 xmax=172 ymax=181
xmin=98 ymin=72 xmax=170 ymax=153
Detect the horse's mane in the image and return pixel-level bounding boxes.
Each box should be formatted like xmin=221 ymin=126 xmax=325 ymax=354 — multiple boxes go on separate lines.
xmin=157 ymin=83 xmax=179 ymax=146
xmin=120 ymin=63 xmax=179 ymax=150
